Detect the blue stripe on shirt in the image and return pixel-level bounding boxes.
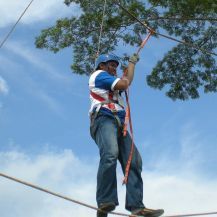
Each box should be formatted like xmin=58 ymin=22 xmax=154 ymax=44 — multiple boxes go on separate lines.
xmin=95 ymin=71 xmax=117 ymax=90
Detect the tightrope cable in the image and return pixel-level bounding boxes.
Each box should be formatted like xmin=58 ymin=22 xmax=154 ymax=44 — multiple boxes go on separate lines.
xmin=1 ymin=172 xmax=217 ymax=217
xmin=164 ymin=213 xmax=217 ymax=217
xmin=0 ymin=0 xmax=34 ymax=49
xmin=0 ymin=172 xmax=132 ymax=217
xmin=114 ymin=0 xmax=217 ymax=57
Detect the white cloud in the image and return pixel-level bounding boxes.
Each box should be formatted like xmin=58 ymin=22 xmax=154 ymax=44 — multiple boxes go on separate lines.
xmin=0 ymin=0 xmax=79 ymax=28
xmin=0 ymin=148 xmax=217 ymax=217
xmin=0 ymin=76 xmax=9 ymax=95
xmin=142 ymin=173 xmax=217 ymax=215
xmin=0 ymin=149 xmax=97 ymax=217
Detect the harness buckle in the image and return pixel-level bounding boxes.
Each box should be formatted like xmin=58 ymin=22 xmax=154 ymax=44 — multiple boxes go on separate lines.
xmin=111 ymin=109 xmax=118 ymax=114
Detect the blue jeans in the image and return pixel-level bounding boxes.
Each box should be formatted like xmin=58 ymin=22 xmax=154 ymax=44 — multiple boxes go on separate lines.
xmin=90 ymin=113 xmax=145 ymax=211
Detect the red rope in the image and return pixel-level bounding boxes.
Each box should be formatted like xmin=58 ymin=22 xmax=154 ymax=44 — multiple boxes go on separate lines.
xmin=122 ymin=87 xmax=135 ymax=185
xmin=122 ymin=31 xmax=152 ymax=184
xmin=136 ymin=31 xmax=153 ymax=55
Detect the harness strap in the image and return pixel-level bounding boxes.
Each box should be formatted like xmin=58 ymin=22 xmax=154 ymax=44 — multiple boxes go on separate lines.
xmin=90 ymin=91 xmax=106 ymax=102
xmin=90 ymin=91 xmax=122 ymax=128
xmin=90 ymin=91 xmax=119 ymax=104
xmin=90 ymin=103 xmax=103 ymax=128
xmin=123 ymin=106 xmax=129 ymax=136
xmin=113 ymin=114 xmax=122 ymax=130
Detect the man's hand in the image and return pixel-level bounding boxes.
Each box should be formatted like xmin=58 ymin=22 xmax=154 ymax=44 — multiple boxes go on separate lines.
xmin=129 ymin=53 xmax=140 ymax=64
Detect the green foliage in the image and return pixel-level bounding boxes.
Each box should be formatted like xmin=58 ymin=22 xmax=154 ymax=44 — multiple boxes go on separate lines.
xmin=35 ymin=0 xmax=217 ymax=100
xmin=146 ymin=0 xmax=217 ymax=100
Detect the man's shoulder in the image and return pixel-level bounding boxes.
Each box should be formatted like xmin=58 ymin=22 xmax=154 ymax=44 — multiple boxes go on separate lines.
xmin=89 ymin=70 xmax=103 ymax=80
xmin=90 ymin=70 xmax=113 ymax=82
xmin=90 ymin=70 xmax=109 ymax=77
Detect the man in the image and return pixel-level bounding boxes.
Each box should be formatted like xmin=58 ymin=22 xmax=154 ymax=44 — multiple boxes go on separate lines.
xmin=89 ymin=53 xmax=164 ymax=217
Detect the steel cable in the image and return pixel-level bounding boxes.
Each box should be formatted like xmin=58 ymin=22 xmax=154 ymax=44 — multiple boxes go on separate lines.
xmin=1 ymin=172 xmax=217 ymax=217
xmin=114 ymin=0 xmax=217 ymax=57
xmin=0 ymin=0 xmax=34 ymax=49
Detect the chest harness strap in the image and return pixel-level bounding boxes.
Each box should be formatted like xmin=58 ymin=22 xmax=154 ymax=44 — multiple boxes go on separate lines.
xmin=90 ymin=91 xmax=122 ymax=129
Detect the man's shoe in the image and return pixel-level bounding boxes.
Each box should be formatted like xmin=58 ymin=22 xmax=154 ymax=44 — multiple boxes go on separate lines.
xmin=131 ymin=207 xmax=164 ymax=217
xmin=97 ymin=202 xmax=116 ymax=217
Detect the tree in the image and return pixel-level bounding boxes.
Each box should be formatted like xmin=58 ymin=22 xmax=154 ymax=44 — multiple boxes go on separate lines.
xmin=35 ymin=0 xmax=217 ymax=100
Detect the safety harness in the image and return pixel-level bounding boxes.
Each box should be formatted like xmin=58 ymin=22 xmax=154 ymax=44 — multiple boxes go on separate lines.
xmin=90 ymin=90 xmax=123 ymax=129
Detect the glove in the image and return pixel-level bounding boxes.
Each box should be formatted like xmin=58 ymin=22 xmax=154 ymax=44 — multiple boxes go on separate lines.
xmin=129 ymin=53 xmax=140 ymax=64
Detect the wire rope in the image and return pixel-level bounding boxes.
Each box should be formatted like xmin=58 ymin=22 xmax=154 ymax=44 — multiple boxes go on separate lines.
xmin=1 ymin=172 xmax=217 ymax=217
xmin=114 ymin=0 xmax=217 ymax=57
xmin=0 ymin=0 xmax=35 ymax=49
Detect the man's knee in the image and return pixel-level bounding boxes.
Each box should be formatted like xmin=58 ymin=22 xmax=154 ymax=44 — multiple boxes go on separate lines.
xmin=103 ymin=147 xmax=119 ymax=160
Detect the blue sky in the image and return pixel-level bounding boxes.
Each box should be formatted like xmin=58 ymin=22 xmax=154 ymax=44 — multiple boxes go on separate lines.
xmin=0 ymin=1 xmax=217 ymax=217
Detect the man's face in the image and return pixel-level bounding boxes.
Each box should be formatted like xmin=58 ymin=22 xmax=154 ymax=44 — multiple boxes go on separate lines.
xmin=106 ymin=61 xmax=118 ymax=76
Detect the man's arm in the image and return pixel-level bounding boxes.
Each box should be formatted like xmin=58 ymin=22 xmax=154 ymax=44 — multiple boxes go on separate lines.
xmin=114 ymin=54 xmax=139 ymax=90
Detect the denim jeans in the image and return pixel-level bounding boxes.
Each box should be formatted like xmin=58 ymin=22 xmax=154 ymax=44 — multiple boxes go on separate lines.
xmin=90 ymin=113 xmax=145 ymax=211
